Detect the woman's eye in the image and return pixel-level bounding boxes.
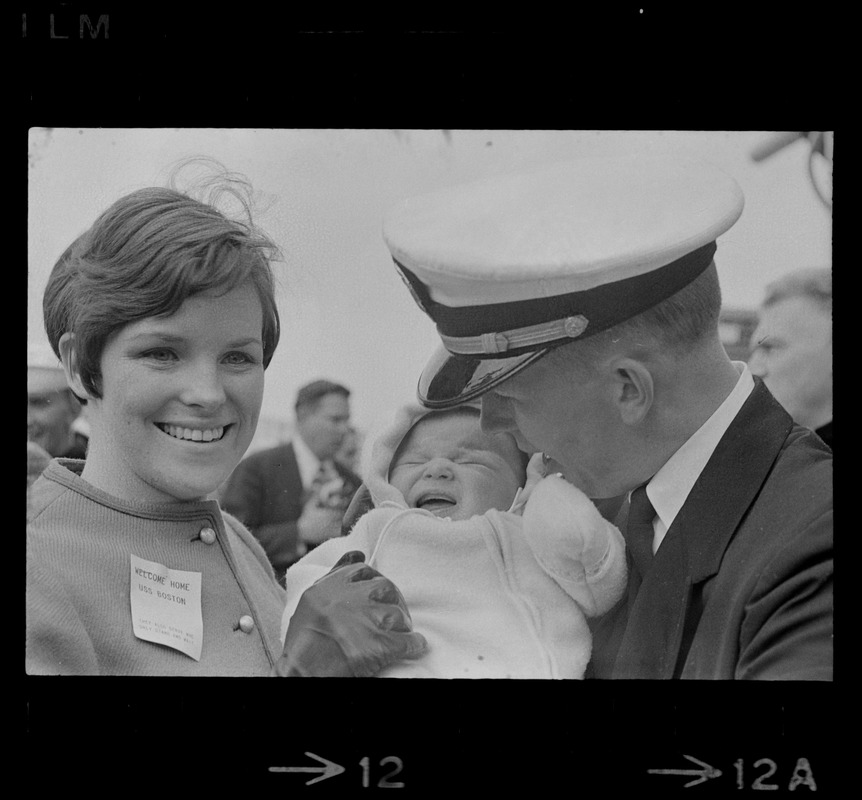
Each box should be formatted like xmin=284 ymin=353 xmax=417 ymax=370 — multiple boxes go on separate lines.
xmin=223 ymin=351 xmax=257 ymax=365
xmin=142 ymin=348 xmax=176 ymax=362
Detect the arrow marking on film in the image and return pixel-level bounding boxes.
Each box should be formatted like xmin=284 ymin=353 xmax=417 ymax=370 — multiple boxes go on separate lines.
xmin=648 ymin=754 xmax=722 ymax=788
xmin=269 ymin=752 xmax=346 ymax=785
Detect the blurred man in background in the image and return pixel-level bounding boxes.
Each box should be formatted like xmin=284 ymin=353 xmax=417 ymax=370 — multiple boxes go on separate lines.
xmin=28 ymin=344 xmax=88 ymax=461
xmin=748 ymin=267 xmax=832 ymax=449
xmin=220 ymin=379 xmax=362 ymax=584
xmin=27 ymin=441 xmax=53 ymax=489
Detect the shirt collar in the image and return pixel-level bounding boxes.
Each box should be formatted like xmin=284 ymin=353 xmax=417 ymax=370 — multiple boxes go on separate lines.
xmin=645 ymin=362 xmax=755 ymax=535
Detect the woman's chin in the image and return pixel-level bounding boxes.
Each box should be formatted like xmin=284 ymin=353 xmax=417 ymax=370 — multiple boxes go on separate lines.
xmin=152 ymin=471 xmax=230 ymax=503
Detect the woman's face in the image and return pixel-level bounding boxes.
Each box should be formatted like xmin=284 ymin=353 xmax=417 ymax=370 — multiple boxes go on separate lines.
xmin=80 ymin=283 xmax=265 ymax=504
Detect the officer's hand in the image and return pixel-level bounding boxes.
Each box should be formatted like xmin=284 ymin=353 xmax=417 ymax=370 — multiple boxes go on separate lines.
xmin=273 ymin=551 xmax=427 ymax=677
xmin=297 ymin=500 xmax=343 ymax=545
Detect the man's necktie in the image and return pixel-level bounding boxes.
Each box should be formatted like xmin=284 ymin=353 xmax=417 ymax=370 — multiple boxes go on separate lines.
xmin=627 ymin=483 xmax=656 ymax=578
xmin=307 ymin=460 xmax=348 ymax=510
xmin=305 ymin=462 xmax=330 ymax=503
xmin=311 ymin=461 xmax=335 ymax=491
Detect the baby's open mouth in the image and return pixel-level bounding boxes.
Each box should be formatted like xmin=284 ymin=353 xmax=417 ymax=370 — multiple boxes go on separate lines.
xmin=157 ymin=423 xmax=228 ymax=443
xmin=415 ymin=493 xmax=457 ymax=513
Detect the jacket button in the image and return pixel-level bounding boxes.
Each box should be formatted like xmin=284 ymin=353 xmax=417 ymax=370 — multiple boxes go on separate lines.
xmin=238 ymin=615 xmax=255 ymax=634
xmin=199 ymin=527 xmax=216 ymax=545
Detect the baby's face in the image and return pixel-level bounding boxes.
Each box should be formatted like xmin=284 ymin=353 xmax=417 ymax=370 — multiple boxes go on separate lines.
xmin=389 ymin=410 xmax=525 ymax=521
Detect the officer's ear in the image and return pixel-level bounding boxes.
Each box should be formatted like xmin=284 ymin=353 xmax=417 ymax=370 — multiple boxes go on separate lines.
xmin=58 ymin=333 xmax=93 ymax=402
xmin=609 ymin=357 xmax=654 ymax=425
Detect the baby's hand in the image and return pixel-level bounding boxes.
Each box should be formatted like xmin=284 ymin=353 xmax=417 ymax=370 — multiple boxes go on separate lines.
xmin=521 ymin=474 xmax=620 ymax=583
xmin=508 ymin=452 xmax=552 ymax=512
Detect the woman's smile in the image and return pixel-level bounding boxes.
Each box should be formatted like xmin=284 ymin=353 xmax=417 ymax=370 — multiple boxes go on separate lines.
xmin=156 ymin=423 xmax=230 ymax=443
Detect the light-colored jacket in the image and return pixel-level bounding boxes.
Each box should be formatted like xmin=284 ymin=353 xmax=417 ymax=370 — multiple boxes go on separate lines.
xmin=27 ymin=460 xmax=286 ymax=676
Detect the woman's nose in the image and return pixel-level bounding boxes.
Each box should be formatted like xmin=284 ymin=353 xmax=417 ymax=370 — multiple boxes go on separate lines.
xmin=180 ymin=362 xmax=227 ymax=409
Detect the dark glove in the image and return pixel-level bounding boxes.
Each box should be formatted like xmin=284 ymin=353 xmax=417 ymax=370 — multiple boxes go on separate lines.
xmin=273 ymin=550 xmax=427 ymax=677
xmin=341 ymin=483 xmax=375 ymax=535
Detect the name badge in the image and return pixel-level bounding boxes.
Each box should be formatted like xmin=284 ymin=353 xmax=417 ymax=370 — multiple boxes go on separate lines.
xmin=130 ymin=554 xmax=203 ymax=661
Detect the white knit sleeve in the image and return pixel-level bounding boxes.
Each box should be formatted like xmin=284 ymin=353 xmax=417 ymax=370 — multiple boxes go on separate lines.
xmin=521 ymin=474 xmax=628 ymax=617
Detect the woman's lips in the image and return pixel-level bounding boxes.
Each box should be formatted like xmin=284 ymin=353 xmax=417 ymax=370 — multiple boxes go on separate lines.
xmin=157 ymin=423 xmax=228 ymax=442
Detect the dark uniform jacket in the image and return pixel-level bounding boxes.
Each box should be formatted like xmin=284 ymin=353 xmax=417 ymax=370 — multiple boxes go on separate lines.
xmin=219 ymin=442 xmax=361 ymax=582
xmin=589 ymin=379 xmax=833 ymax=680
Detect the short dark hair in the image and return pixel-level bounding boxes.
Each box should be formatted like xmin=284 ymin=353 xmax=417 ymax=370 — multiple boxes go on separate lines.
xmin=295 ymin=379 xmax=351 ymax=416
xmin=42 ymin=160 xmax=281 ymax=400
xmin=628 ymin=260 xmax=723 ymax=348
xmin=549 ymin=260 xmax=723 ymax=369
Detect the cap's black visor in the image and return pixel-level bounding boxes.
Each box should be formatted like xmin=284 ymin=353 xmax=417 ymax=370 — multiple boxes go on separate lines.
xmin=417 ymin=345 xmax=550 ymax=409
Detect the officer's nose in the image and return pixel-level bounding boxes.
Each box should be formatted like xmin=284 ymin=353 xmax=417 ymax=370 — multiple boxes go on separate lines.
xmin=747 ymin=347 xmax=767 ymax=378
xmin=480 ymin=392 xmax=516 ymax=434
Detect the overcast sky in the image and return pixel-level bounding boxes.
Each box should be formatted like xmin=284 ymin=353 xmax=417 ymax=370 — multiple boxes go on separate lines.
xmin=28 ymin=129 xmax=832 ymax=446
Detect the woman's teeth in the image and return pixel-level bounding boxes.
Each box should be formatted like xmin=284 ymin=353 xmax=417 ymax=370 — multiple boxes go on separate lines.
xmin=159 ymin=424 xmax=225 ymax=442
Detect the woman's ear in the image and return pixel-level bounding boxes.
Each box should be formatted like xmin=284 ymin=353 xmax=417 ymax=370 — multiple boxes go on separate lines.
xmin=610 ymin=357 xmax=654 ymax=425
xmin=58 ymin=333 xmax=92 ymax=401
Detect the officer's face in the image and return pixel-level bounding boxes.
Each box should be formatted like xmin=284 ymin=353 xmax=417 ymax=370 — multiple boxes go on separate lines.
xmin=748 ymin=296 xmax=832 ymax=428
xmin=480 ymin=351 xmax=627 ymax=499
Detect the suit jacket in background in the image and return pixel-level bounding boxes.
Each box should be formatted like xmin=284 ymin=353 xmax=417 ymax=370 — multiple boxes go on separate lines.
xmin=219 ymin=442 xmax=362 ymax=582
xmin=589 ymin=379 xmax=833 ymax=680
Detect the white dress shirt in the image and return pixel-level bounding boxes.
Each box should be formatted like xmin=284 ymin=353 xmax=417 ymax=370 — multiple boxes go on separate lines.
xmin=291 ymin=433 xmax=323 ymax=490
xmin=641 ymin=363 xmax=755 ymax=554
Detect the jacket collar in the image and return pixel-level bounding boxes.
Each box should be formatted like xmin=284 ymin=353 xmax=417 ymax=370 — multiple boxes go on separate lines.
xmin=674 ymin=379 xmax=794 ymax=582
xmin=613 ymin=379 xmax=794 ymax=678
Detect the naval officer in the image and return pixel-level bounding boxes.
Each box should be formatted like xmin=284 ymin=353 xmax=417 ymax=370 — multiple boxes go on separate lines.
xmin=380 ymin=155 xmax=832 ymax=680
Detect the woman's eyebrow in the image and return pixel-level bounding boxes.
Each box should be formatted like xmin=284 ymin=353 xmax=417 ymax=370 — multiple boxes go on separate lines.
xmin=225 ymin=336 xmax=263 ymax=348
xmin=125 ymin=332 xmax=185 ymax=344
xmin=124 ymin=333 xmax=262 ymax=348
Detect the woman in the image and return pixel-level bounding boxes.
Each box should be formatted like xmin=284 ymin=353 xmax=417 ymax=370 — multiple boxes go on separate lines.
xmin=26 ymin=165 xmax=425 ymax=676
